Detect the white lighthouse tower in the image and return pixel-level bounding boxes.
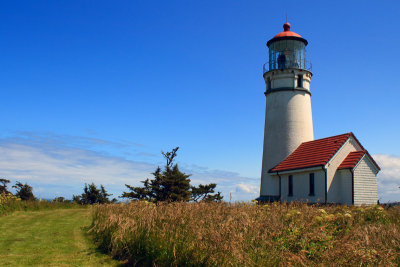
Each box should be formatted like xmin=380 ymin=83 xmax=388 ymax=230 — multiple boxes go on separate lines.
xmin=259 ymin=22 xmax=314 ymax=201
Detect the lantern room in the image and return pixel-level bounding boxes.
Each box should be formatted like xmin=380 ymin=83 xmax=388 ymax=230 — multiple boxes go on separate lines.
xmin=264 ymin=23 xmax=311 ymax=73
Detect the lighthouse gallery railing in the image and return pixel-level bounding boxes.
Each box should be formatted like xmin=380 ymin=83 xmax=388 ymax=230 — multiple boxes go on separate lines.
xmin=263 ymin=60 xmax=312 ymax=74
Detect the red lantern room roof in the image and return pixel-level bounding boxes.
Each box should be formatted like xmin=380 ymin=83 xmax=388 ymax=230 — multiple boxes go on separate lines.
xmin=273 ymin=23 xmax=302 ymax=38
xmin=267 ymin=22 xmax=308 ymax=47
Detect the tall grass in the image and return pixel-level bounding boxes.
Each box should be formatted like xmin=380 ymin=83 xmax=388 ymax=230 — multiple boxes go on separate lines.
xmin=90 ymin=202 xmax=400 ymax=266
xmin=0 ymin=193 xmax=82 ymax=216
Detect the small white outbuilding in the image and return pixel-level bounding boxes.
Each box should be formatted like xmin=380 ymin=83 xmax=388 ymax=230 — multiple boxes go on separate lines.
xmin=266 ymin=132 xmax=380 ymax=205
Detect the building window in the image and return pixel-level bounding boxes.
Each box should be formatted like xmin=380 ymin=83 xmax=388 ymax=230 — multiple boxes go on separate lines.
xmin=309 ymin=173 xmax=315 ymax=196
xmin=266 ymin=78 xmax=271 ymax=91
xmin=288 ymin=175 xmax=293 ymax=196
xmin=297 ymin=75 xmax=303 ymax=88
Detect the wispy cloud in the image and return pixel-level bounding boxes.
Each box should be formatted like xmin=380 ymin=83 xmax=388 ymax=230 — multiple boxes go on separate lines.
xmin=236 ymin=183 xmax=259 ymax=194
xmin=374 ymin=154 xmax=400 ymax=202
xmin=0 ymin=141 xmax=155 ymax=197
xmin=0 ymin=132 xmax=259 ymax=201
xmin=1 ymin=132 xmax=397 ymax=202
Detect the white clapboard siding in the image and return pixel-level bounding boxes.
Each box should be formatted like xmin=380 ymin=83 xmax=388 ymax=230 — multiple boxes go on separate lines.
xmin=353 ymin=156 xmax=378 ymax=205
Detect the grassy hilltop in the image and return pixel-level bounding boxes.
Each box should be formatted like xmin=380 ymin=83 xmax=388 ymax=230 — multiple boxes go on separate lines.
xmin=1 ymin=197 xmax=399 ymax=266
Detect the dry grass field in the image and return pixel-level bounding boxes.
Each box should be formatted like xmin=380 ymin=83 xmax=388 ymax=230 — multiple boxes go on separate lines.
xmin=90 ymin=202 xmax=400 ymax=266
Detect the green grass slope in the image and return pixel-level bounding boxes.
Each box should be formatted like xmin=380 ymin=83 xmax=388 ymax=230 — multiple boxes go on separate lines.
xmin=0 ymin=208 xmax=121 ymax=267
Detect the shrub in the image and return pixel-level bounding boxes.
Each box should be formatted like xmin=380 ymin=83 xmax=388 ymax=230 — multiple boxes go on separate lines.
xmin=0 ymin=193 xmax=21 ymax=215
xmin=0 ymin=193 xmax=82 ymax=216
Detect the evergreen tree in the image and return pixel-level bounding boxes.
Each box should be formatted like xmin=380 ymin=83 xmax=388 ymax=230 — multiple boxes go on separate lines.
xmin=122 ymin=178 xmax=153 ymax=201
xmin=12 ymin=181 xmax=36 ymax=201
xmin=79 ymin=183 xmax=115 ymax=204
xmin=122 ymin=147 xmax=191 ymax=203
xmin=162 ymin=163 xmax=191 ymax=202
xmin=122 ymin=147 xmax=223 ymax=203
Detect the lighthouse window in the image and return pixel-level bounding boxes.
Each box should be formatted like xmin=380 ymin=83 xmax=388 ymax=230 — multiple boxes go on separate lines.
xmin=297 ymin=75 xmax=303 ymax=88
xmin=268 ymin=39 xmax=306 ymax=71
xmin=288 ymin=175 xmax=293 ymax=196
xmin=309 ymin=173 xmax=315 ymax=196
xmin=266 ymin=78 xmax=271 ymax=91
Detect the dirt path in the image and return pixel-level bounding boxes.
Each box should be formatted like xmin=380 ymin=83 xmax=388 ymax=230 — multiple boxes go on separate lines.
xmin=0 ymin=208 xmax=122 ymax=266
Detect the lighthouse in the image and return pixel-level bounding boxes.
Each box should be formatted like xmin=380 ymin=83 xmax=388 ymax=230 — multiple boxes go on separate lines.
xmin=257 ymin=23 xmax=380 ymax=205
xmin=259 ymin=22 xmax=314 ymax=201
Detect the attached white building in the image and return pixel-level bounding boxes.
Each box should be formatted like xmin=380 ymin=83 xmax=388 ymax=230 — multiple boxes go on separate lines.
xmin=266 ymin=132 xmax=380 ymax=205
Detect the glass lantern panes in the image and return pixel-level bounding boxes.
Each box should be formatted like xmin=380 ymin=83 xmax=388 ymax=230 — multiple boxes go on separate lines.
xmin=269 ymin=40 xmax=306 ymax=71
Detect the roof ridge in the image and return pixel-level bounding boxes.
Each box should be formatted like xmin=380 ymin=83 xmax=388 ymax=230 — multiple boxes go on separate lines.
xmin=301 ymin=132 xmax=352 ymax=144
xmin=350 ymin=150 xmax=366 ymax=154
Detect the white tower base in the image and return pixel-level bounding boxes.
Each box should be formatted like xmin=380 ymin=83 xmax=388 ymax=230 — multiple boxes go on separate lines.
xmin=260 ymin=68 xmax=314 ymax=199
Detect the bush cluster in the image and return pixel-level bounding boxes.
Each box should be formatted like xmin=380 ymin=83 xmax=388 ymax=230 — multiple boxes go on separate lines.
xmin=0 ymin=193 xmax=21 ymax=215
xmin=90 ymin=202 xmax=400 ymax=266
xmin=0 ymin=193 xmax=81 ymax=216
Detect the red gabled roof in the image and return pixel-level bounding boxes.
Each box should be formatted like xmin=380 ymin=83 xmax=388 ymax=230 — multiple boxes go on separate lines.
xmin=338 ymin=150 xmax=381 ymax=171
xmin=270 ymin=133 xmax=353 ymax=173
xmin=338 ymin=151 xmax=366 ymax=169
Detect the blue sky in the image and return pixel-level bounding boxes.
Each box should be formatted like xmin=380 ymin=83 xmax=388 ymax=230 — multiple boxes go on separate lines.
xmin=0 ymin=1 xmax=399 ymax=202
